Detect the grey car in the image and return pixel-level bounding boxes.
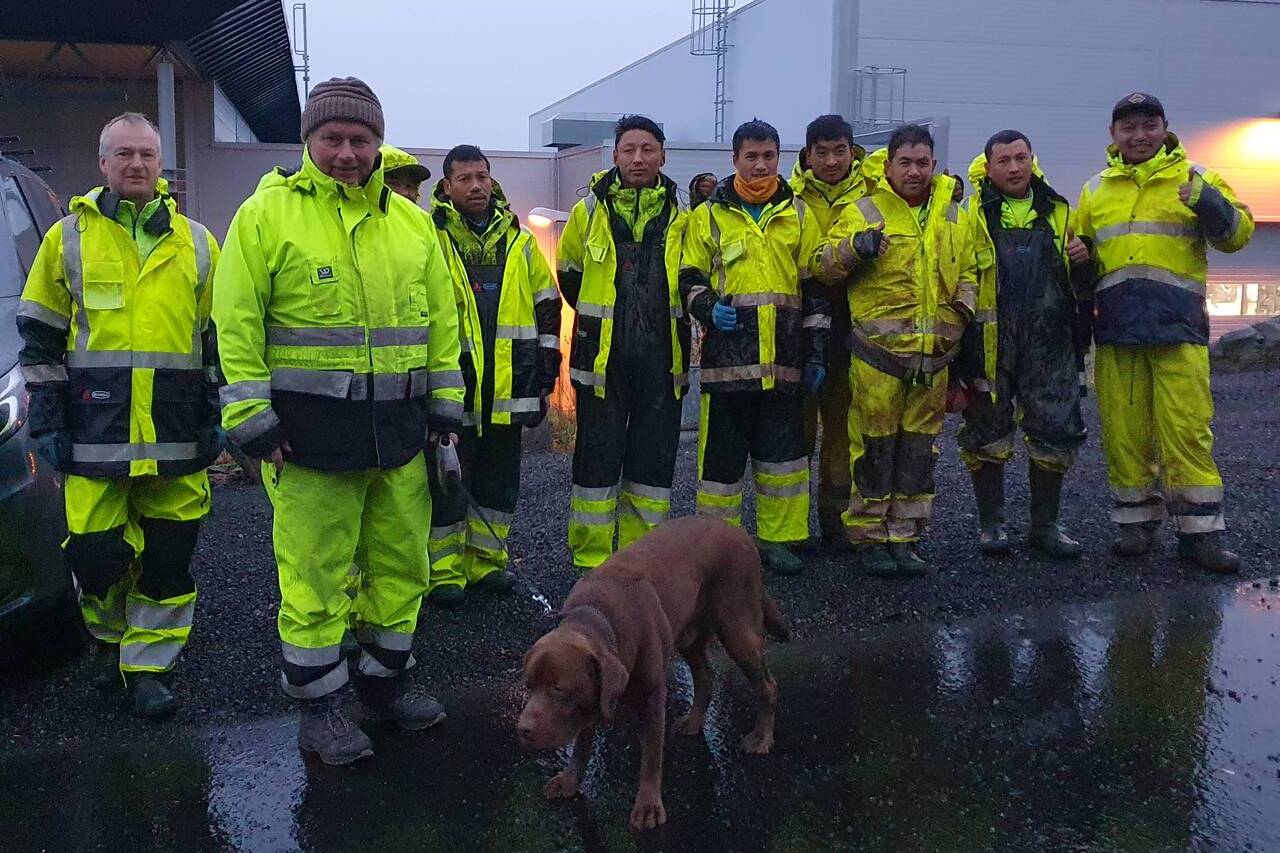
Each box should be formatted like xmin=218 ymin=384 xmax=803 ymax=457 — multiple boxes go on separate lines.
xmin=0 ymin=153 xmax=75 ymax=642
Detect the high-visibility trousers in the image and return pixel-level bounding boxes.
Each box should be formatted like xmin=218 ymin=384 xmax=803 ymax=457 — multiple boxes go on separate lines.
xmin=569 ymin=366 xmax=682 ymax=570
xmin=264 ymin=454 xmax=430 ymax=700
xmin=65 ymin=471 xmax=209 ymax=676
xmin=844 ymin=358 xmax=946 ymax=544
xmin=427 ymin=424 xmax=520 ymax=591
xmin=697 ymin=390 xmax=809 ymax=545
xmin=1095 ymin=343 xmax=1224 ymax=534
xmin=803 ymin=325 xmax=857 ymax=521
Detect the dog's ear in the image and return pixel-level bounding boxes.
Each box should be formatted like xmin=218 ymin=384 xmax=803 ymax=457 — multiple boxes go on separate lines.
xmin=592 ymin=646 xmax=629 ymax=723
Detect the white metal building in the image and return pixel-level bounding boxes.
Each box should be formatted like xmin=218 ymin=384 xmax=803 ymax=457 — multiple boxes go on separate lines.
xmin=530 ymin=0 xmax=1280 ymax=328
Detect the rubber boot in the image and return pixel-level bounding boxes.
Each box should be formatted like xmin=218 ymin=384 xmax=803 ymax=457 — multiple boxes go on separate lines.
xmin=1177 ymin=531 xmax=1241 ymax=575
xmin=1111 ymin=522 xmax=1157 ymax=557
xmin=860 ymin=544 xmax=897 ymax=577
xmin=355 ymin=672 xmax=447 ymax=731
xmin=88 ymin=641 xmax=122 ymax=692
xmin=128 ymin=673 xmax=177 ymax=720
xmin=970 ymin=464 xmax=1009 ymax=556
xmin=819 ymin=502 xmax=849 ymax=555
xmin=427 ymin=583 xmax=466 ymax=608
xmin=887 ymin=542 xmax=927 ymax=577
xmin=1027 ymin=466 xmax=1083 ymax=560
xmin=470 ymin=569 xmax=517 ymax=595
xmin=298 ymin=692 xmax=374 ymax=765
xmin=759 ymin=541 xmax=804 ymax=576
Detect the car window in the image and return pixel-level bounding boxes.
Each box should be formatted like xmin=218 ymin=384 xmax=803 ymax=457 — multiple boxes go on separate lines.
xmin=2 ymin=176 xmax=42 ymax=295
xmin=18 ymin=174 xmax=64 ymax=233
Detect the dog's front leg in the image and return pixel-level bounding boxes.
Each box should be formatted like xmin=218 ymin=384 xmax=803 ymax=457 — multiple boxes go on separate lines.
xmin=544 ymin=724 xmax=595 ymax=799
xmin=630 ymin=685 xmax=667 ymax=830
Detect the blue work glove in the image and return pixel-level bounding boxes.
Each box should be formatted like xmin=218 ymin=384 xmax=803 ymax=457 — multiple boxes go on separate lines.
xmin=711 ymin=297 xmax=740 ymax=332
xmin=803 ymin=362 xmax=826 ymax=394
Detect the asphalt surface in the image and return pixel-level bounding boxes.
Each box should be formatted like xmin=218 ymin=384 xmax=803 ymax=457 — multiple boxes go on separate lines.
xmin=2 ymin=582 xmax=1278 ymax=852
xmin=0 ymin=368 xmax=1277 ymax=756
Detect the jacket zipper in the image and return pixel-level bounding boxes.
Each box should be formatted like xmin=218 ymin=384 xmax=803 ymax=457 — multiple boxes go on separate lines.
xmin=345 ymin=206 xmax=381 ymax=468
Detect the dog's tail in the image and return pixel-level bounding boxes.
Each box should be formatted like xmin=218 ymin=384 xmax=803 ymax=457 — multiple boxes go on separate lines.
xmin=761 ymin=592 xmax=791 ymax=643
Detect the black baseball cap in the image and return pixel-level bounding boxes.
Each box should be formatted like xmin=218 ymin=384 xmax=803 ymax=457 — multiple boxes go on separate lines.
xmin=1112 ymin=92 xmax=1166 ymax=123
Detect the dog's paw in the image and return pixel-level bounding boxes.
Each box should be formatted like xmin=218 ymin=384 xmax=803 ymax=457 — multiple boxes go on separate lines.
xmin=671 ymin=713 xmax=705 ymax=736
xmin=629 ymin=787 xmax=667 ymax=831
xmin=739 ymin=729 xmax=774 ymax=755
xmin=543 ymin=771 xmax=580 ymax=799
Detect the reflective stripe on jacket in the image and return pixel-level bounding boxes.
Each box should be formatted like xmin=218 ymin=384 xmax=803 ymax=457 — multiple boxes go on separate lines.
xmin=815 ymin=174 xmax=976 ymax=374
xmin=431 ymin=180 xmax=560 ymax=430
xmin=17 ymin=186 xmax=221 ymax=478
xmin=1074 ymin=133 xmax=1254 ymax=346
xmin=557 ymin=168 xmax=688 ymax=399
xmin=680 ymin=175 xmax=829 ymax=394
xmin=212 ymin=149 xmax=463 ymax=470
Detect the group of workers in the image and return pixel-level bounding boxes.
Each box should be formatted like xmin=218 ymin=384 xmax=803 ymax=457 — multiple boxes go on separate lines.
xmin=17 ymin=75 xmax=1253 ymax=764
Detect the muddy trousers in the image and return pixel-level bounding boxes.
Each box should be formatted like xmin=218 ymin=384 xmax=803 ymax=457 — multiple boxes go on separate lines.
xmin=697 ymin=390 xmax=809 ymax=545
xmin=264 ymin=455 xmax=430 ymax=700
xmin=65 ymin=472 xmax=208 ymax=675
xmin=844 ymin=358 xmax=946 ymax=544
xmin=957 ymin=356 xmax=1086 ymax=476
xmin=570 ymin=372 xmax=682 ymax=570
xmin=426 ymin=425 xmax=521 ymax=591
xmin=1095 ymin=344 xmax=1224 ymax=534
xmin=803 ymin=322 xmax=857 ymax=527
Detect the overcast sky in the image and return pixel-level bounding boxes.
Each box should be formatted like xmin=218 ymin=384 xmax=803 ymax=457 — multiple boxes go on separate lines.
xmin=296 ymin=0 xmax=692 ymax=151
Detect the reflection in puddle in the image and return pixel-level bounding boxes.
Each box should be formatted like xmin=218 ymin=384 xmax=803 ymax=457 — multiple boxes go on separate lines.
xmin=1 ymin=584 xmax=1277 ymax=852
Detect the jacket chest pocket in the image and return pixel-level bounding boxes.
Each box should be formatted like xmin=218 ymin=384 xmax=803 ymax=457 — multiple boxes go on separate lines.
xmin=721 ymin=240 xmax=747 ymax=266
xmin=587 ymin=240 xmax=609 ymax=264
xmin=308 ymin=259 xmax=347 ymax=317
xmin=82 ymin=260 xmax=125 ymax=310
xmin=974 ymin=246 xmax=995 ymax=273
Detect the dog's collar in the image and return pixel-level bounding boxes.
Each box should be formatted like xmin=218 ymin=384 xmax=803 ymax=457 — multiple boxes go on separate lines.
xmin=559 ymin=604 xmax=619 ymax=656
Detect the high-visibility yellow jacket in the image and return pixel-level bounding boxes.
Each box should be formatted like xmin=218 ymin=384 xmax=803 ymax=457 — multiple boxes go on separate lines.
xmin=557 ymin=168 xmax=688 ymax=398
xmin=430 ymin=179 xmax=561 ymax=430
xmin=1074 ymin=133 xmax=1254 ymax=346
xmin=680 ymin=175 xmax=829 ymax=394
xmin=212 ymin=149 xmax=463 ymax=471
xmin=18 ymin=185 xmax=221 ymax=478
xmin=962 ymin=153 xmax=1085 ymax=386
xmin=788 ymin=151 xmax=870 ymax=237
xmin=815 ymin=174 xmax=976 ymax=380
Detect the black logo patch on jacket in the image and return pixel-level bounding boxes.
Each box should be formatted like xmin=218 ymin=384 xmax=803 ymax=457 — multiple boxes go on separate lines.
xmin=316 ymin=265 xmax=335 ymax=281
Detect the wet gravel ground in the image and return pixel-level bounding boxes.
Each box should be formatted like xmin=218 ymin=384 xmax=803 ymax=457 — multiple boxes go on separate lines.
xmin=2 ymin=368 xmax=1276 ymax=754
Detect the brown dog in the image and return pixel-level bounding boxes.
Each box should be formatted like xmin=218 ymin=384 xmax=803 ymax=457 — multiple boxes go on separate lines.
xmin=517 ymin=515 xmax=790 ymax=830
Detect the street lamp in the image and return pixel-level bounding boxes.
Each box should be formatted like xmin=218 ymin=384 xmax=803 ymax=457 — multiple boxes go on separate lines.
xmin=528 ymin=207 xmax=570 ymax=228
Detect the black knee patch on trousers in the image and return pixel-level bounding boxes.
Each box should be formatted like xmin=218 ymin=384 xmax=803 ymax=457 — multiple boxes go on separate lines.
xmin=135 ymin=518 xmax=199 ymax=600
xmin=854 ymin=434 xmax=896 ymax=500
xmin=895 ymin=431 xmax=937 ymax=496
xmin=65 ymin=525 xmax=134 ymax=598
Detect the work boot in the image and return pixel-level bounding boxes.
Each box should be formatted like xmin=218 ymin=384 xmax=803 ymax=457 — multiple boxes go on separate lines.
xmin=860 ymin=544 xmax=897 ymax=577
xmin=128 ymin=673 xmax=177 ymax=720
xmin=88 ymin=642 xmax=122 ymax=692
xmin=298 ymin=693 xmax=374 ymax=765
xmin=360 ymin=687 xmax=447 ymax=731
xmin=970 ymin=463 xmax=1009 ymax=556
xmin=1027 ymin=466 xmax=1083 ymax=560
xmin=1177 ymin=532 xmax=1241 ymax=575
xmin=818 ymin=502 xmax=854 ymax=556
xmin=887 ymin=542 xmax=928 ymax=577
xmin=470 ymin=569 xmax=517 ymax=595
xmin=427 ymin=584 xmax=466 ymax=608
xmin=1111 ymin=523 xmax=1157 ymax=557
xmin=758 ymin=541 xmax=804 ymax=576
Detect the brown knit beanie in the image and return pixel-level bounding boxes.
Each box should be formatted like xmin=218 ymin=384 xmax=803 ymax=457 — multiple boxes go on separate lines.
xmin=300 ymin=77 xmax=385 ymax=141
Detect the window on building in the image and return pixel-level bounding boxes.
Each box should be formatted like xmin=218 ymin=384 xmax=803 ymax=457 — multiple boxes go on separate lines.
xmin=1207 ymin=278 xmax=1280 ymax=316
xmin=213 ymin=83 xmax=260 ymax=144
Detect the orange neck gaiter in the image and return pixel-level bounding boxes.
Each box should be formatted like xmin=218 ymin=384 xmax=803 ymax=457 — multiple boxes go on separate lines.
xmin=734 ymin=174 xmax=778 ymax=204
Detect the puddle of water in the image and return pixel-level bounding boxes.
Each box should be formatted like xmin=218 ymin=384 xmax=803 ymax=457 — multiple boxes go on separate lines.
xmin=1 ymin=583 xmax=1277 ymax=852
